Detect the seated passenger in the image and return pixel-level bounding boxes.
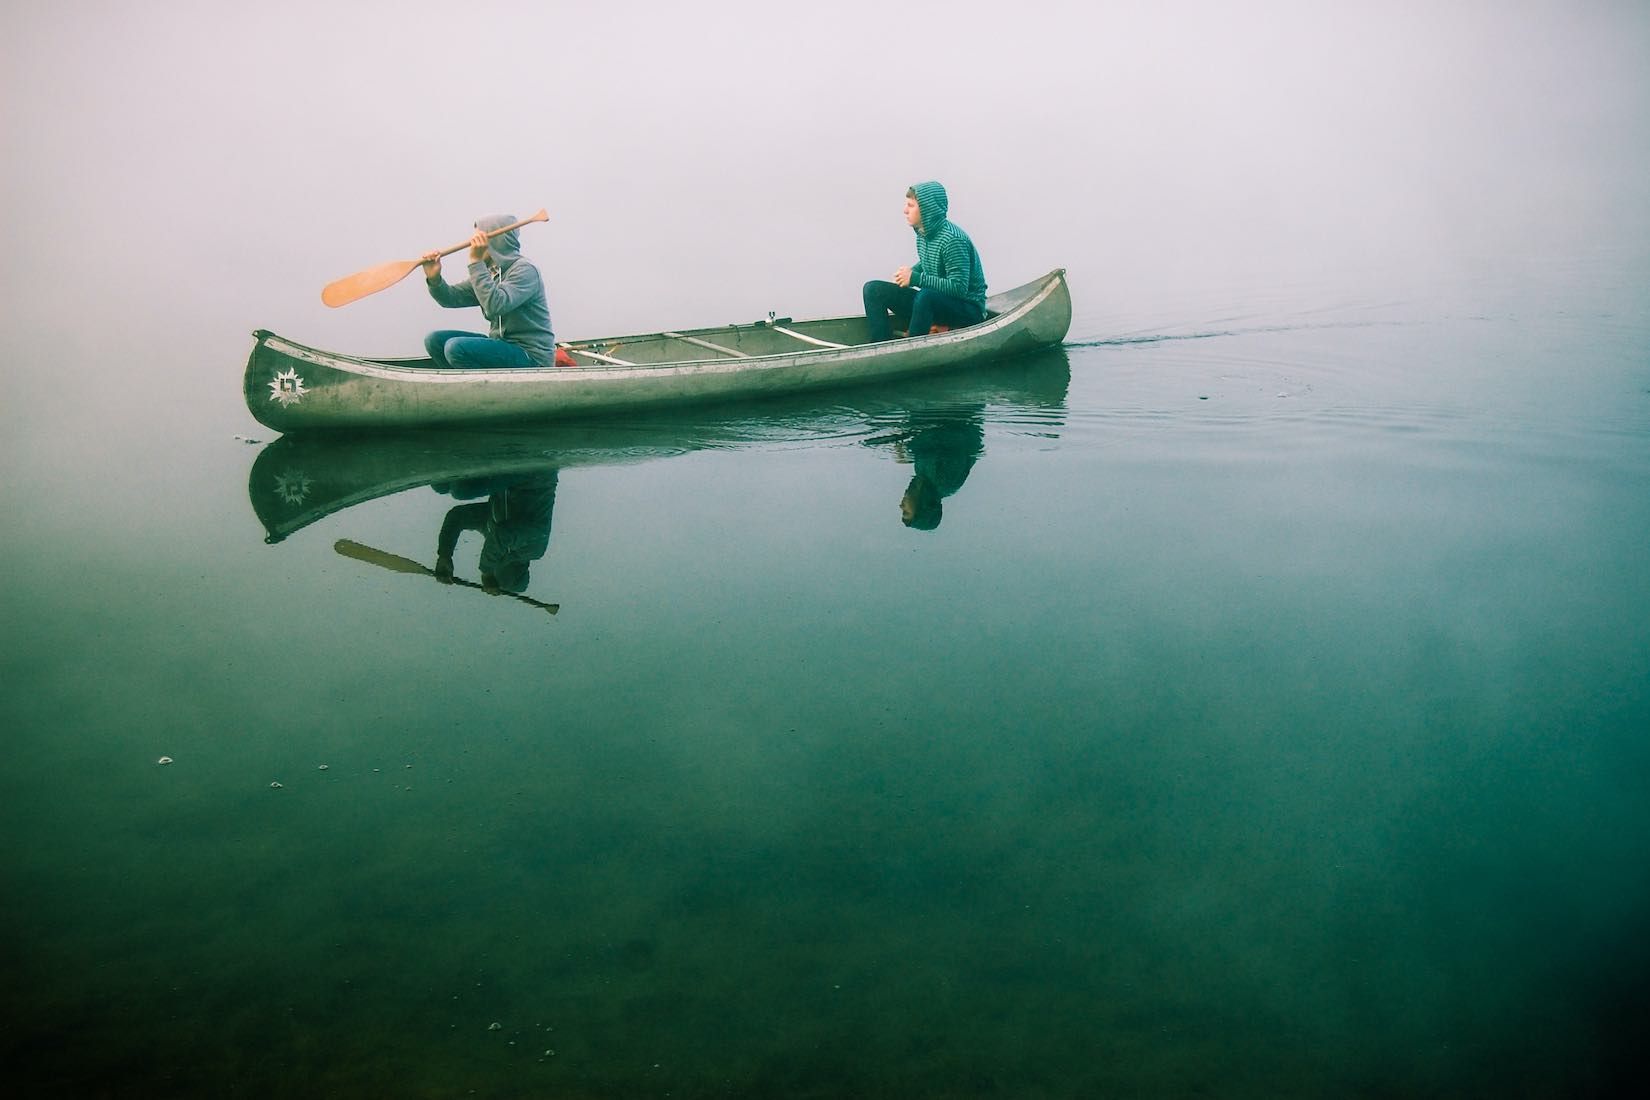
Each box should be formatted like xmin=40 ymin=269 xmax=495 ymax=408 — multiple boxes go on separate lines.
xmin=862 ymin=181 xmax=988 ymax=342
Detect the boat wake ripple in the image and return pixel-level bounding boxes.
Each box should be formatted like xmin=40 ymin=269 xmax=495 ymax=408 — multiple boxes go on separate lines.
xmin=1066 ymin=318 xmax=1409 ymax=348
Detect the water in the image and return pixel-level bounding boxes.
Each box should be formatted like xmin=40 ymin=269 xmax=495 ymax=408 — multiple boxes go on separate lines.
xmin=4 ymin=4 xmax=1649 ymax=1097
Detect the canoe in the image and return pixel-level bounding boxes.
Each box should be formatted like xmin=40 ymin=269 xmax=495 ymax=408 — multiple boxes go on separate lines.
xmin=248 ymin=347 xmax=1071 ymax=542
xmin=244 ymin=268 xmax=1071 ymax=431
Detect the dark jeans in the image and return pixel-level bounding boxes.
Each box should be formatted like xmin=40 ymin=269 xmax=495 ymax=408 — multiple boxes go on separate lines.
xmin=862 ymin=281 xmax=984 ymax=342
xmin=424 ymin=329 xmax=534 ymax=369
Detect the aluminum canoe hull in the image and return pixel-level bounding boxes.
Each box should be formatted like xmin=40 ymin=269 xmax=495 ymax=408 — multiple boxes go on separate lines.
xmin=244 ymin=268 xmax=1071 ymax=431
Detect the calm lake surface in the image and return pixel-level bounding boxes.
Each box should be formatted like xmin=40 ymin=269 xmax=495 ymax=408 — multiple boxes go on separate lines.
xmin=4 ymin=246 xmax=1647 ymax=1098
xmin=4 ymin=4 xmax=1649 ymax=1097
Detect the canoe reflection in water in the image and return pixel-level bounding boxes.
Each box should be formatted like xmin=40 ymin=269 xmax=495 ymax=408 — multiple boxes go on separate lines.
xmin=247 ymin=348 xmax=1071 ymax=612
xmin=431 ymin=472 xmax=557 ymax=593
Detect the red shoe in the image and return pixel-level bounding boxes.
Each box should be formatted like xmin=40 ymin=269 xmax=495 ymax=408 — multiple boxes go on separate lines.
xmin=554 ymin=347 xmax=577 ymax=368
xmin=928 ymin=324 xmax=951 ymax=335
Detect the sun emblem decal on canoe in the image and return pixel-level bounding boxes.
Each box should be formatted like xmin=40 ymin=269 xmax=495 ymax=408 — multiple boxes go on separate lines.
xmin=269 ymin=368 xmax=307 ymax=406
xmin=272 ymin=469 xmax=312 ymax=505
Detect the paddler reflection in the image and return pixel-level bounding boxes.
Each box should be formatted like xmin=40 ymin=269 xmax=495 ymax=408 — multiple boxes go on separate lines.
xmin=431 ymin=471 xmax=558 ymax=594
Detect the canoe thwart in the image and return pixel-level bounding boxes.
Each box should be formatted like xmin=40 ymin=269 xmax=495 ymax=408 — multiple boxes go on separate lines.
xmin=662 ymin=332 xmax=751 ymax=359
xmin=563 ymin=346 xmax=634 ymax=366
xmin=768 ymin=325 xmax=847 ymax=350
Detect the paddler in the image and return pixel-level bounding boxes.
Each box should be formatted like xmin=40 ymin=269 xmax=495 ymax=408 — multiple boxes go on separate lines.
xmin=421 ymin=214 xmax=555 ymax=368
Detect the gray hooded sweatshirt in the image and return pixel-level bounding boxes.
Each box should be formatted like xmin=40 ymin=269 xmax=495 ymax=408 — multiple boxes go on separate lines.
xmin=427 ymin=214 xmax=555 ymax=366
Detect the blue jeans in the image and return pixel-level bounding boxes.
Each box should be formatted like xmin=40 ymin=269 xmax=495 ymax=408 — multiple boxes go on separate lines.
xmin=862 ymin=281 xmax=984 ymax=342
xmin=424 ymin=330 xmax=534 ymax=369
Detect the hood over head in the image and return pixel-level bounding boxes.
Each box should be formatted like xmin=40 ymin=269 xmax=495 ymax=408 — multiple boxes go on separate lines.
xmin=479 ymin=539 xmax=532 ymax=593
xmin=902 ymin=473 xmax=944 ymax=530
xmin=909 ymin=181 xmax=949 ymax=237
xmin=475 ymin=214 xmax=522 ymax=266
xmin=487 ymin=559 xmax=530 ymax=593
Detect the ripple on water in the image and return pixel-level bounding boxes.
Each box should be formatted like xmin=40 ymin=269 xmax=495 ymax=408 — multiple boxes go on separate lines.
xmin=1053 ymin=299 xmax=1650 ymax=472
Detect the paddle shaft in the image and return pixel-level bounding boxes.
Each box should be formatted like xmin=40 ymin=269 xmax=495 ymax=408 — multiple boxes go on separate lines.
xmin=334 ymin=539 xmax=558 ymax=614
xmin=426 ymin=208 xmax=549 ymax=262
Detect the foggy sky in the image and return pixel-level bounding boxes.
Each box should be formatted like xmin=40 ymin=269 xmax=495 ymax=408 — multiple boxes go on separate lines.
xmin=3 ymin=0 xmax=1646 ymax=360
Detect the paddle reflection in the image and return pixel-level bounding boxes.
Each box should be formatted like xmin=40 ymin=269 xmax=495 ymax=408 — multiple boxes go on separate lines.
xmin=247 ymin=348 xmax=1070 ymax=610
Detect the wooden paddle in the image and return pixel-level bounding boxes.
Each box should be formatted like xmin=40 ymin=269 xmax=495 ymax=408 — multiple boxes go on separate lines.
xmin=334 ymin=538 xmax=559 ymax=615
xmin=320 ymin=209 xmax=549 ymax=308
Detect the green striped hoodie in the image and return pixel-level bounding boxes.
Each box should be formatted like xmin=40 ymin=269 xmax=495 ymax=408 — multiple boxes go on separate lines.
xmin=909 ymin=181 xmax=988 ymax=306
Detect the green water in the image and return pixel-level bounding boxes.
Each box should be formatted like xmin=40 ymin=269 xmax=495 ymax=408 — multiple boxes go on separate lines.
xmin=3 ymin=252 xmax=1647 ymax=1096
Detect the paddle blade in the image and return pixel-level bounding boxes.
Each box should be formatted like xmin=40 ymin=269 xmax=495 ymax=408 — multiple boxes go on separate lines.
xmin=334 ymin=539 xmax=432 ymax=575
xmin=321 ymin=258 xmax=420 ymax=308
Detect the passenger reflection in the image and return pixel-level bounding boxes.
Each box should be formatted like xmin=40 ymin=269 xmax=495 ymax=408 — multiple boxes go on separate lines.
xmin=880 ymin=410 xmax=985 ymax=530
xmin=431 ymin=471 xmax=558 ymax=593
